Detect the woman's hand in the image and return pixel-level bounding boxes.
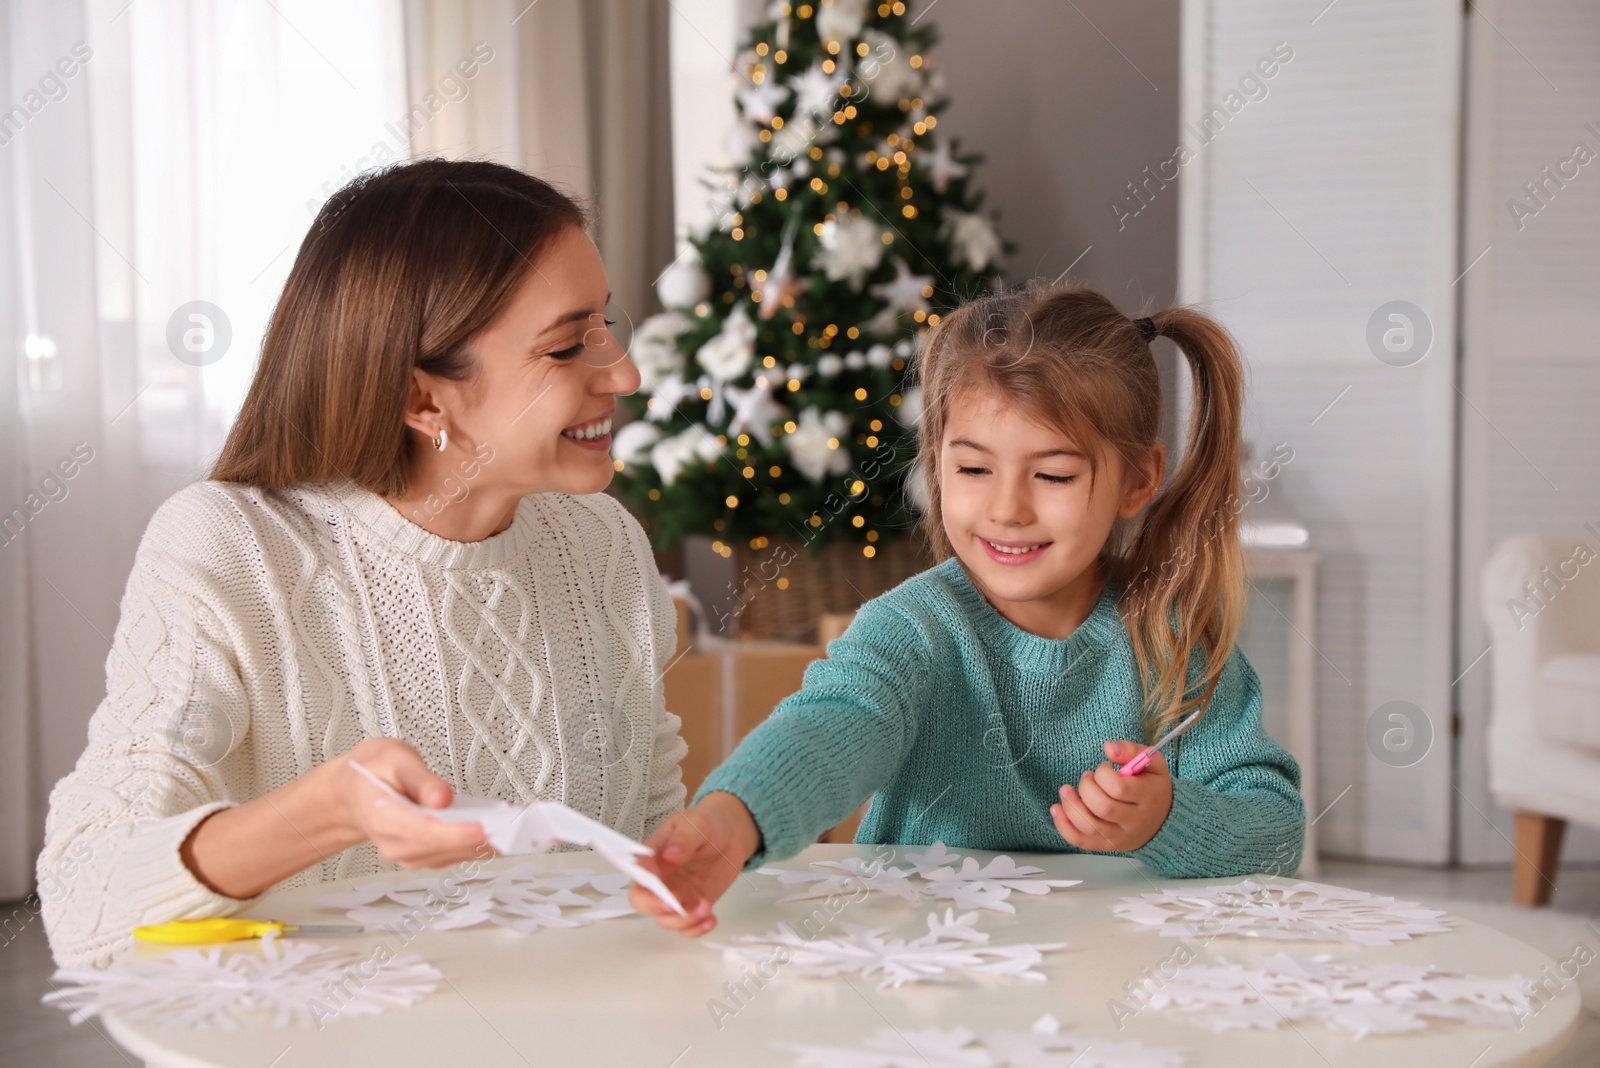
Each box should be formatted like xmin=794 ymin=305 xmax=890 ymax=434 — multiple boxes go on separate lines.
xmin=182 ymin=738 xmax=490 ymax=900
xmin=328 ymin=738 xmax=492 ymax=870
xmin=1051 ymin=740 xmax=1173 ymax=852
xmin=628 ymin=791 xmax=762 ymax=937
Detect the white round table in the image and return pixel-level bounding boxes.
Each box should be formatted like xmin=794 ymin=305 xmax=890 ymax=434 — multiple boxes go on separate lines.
xmin=102 ymin=845 xmax=1579 ymax=1067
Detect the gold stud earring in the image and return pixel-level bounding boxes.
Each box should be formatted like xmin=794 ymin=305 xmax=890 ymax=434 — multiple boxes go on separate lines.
xmin=432 ymin=428 xmax=449 ymax=452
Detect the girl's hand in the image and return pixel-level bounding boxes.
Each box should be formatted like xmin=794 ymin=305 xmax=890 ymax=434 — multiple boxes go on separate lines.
xmin=1051 ymin=740 xmax=1173 ymax=852
xmin=329 ymin=738 xmax=492 ymax=870
xmin=629 ymin=791 xmax=762 ymax=938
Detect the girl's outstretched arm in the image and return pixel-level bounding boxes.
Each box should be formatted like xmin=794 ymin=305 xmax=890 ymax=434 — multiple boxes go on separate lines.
xmin=629 ymin=596 xmax=928 ymax=933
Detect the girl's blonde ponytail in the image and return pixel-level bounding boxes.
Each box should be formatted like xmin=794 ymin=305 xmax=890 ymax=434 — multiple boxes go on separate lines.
xmin=1119 ymin=307 xmax=1247 ymax=737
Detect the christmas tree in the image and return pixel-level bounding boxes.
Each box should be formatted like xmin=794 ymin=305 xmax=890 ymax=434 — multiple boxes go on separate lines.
xmin=612 ymin=0 xmax=1007 ymax=570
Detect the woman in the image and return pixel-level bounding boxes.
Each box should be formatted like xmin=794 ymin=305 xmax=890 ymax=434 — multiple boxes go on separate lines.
xmin=37 ymin=160 xmax=687 ymax=968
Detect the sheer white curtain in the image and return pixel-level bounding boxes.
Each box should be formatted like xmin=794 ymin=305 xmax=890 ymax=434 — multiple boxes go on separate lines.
xmin=0 ymin=0 xmax=407 ymax=896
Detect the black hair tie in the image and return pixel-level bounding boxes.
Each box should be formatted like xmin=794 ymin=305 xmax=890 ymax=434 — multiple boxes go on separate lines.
xmin=1134 ymin=317 xmax=1159 ymax=342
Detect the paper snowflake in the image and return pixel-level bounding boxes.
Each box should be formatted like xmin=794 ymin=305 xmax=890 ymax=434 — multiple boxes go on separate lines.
xmin=1112 ymin=880 xmax=1453 ymax=946
xmin=1147 ymin=953 xmax=1532 ymax=1039
xmin=911 ymin=845 xmax=1084 ymax=912
xmin=759 ymin=842 xmax=1081 ymax=914
xmin=43 ymin=932 xmax=441 ymax=1030
xmin=776 ymin=1013 xmax=1188 ymax=1067
xmin=315 ymin=864 xmax=637 ymax=934
xmin=714 ymin=908 xmax=1066 ymax=991
xmin=761 ymin=856 xmax=924 ymax=904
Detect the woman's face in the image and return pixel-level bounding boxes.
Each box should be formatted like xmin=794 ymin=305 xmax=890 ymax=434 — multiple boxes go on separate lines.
xmin=412 ymin=226 xmax=641 ymax=500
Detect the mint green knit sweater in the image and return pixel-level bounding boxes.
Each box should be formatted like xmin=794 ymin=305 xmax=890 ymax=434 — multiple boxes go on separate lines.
xmin=696 ymin=557 xmax=1305 ymax=877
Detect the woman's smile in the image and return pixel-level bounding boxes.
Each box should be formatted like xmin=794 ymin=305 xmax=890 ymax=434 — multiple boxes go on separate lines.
xmin=560 ymin=410 xmax=614 ymax=451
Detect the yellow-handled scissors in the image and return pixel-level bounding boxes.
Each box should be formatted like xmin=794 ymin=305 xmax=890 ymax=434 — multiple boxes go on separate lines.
xmin=133 ymin=918 xmax=363 ymax=944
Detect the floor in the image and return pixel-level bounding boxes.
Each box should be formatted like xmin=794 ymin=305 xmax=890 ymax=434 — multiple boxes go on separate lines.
xmin=2 ymin=900 xmax=133 ymax=1068
xmin=4 ymin=862 xmax=1597 ymax=1067
xmin=1317 ymin=857 xmax=1600 ymax=915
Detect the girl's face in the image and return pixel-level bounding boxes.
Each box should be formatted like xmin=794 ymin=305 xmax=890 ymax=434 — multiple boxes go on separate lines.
xmin=938 ymin=386 xmax=1162 ymax=639
xmin=406 ymin=226 xmax=641 ymax=506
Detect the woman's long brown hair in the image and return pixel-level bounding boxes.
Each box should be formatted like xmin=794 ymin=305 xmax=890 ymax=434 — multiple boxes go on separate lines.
xmin=911 ymin=285 xmax=1247 ymax=739
xmin=211 ymin=159 xmax=588 ymax=496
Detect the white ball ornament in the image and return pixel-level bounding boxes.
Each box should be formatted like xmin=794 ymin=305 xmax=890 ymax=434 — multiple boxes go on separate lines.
xmin=656 ymin=251 xmax=710 ymax=309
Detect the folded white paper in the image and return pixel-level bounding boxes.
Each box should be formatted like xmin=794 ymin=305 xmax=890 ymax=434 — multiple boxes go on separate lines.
xmin=348 ymin=760 xmax=686 ymax=916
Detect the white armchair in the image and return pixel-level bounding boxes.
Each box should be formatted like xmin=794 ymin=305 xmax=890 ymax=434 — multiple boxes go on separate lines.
xmin=1482 ymin=534 xmax=1600 ymax=906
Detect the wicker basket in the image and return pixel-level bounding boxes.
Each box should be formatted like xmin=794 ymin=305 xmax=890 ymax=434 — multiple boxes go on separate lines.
xmin=731 ymin=536 xmax=933 ymax=643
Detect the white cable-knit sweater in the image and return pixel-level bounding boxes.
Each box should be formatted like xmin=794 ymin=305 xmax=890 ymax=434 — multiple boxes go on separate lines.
xmin=37 ymin=480 xmax=688 ymax=968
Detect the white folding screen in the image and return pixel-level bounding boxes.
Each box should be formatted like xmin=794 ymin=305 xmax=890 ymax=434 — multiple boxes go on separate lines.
xmin=1457 ymin=0 xmax=1600 ymax=864
xmin=1179 ymin=0 xmax=1460 ymax=861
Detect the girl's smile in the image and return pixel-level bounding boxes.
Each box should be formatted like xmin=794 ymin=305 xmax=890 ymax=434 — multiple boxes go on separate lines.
xmin=978 ymin=536 xmax=1053 ymax=564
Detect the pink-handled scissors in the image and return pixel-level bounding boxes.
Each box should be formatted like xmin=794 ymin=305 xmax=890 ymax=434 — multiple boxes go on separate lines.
xmin=1118 ymin=707 xmax=1204 ymax=777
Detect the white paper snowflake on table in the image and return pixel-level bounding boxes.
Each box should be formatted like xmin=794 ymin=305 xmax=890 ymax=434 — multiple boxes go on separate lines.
xmin=714 ymin=908 xmax=1066 ymax=991
xmin=1112 ymin=880 xmax=1453 ymax=946
xmin=759 ymin=841 xmax=1081 ymax=914
xmin=1147 ymin=953 xmax=1532 ymax=1039
xmin=315 ymin=864 xmax=637 ymax=934
xmin=762 ymin=856 xmax=925 ymax=904
xmin=43 ymin=932 xmax=441 ymax=1030
xmin=775 ymin=1013 xmax=1187 ymax=1067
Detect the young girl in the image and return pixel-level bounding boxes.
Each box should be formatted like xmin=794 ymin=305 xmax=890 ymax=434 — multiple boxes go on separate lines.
xmin=632 ymin=285 xmax=1304 ymax=936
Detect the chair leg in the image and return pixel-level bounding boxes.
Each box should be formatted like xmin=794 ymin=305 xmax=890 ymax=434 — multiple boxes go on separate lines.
xmin=1513 ymin=811 xmax=1566 ymax=907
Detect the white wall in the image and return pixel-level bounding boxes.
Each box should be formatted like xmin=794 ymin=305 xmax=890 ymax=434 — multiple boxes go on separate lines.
xmin=930 ymin=1 xmax=1180 ymax=311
